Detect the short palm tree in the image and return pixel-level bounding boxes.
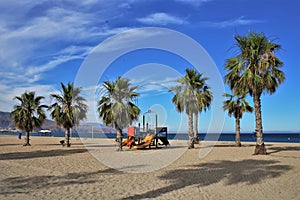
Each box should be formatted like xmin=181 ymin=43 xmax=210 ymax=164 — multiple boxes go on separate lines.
xmin=169 ymin=68 xmax=212 ymax=148
xmin=11 ymin=91 xmax=47 ymax=146
xmin=224 ymin=32 xmax=285 ymax=154
xmin=49 ymin=82 xmax=88 ymax=147
xmin=223 ymin=93 xmax=253 ymax=147
xmin=97 ymin=76 xmax=140 ymax=151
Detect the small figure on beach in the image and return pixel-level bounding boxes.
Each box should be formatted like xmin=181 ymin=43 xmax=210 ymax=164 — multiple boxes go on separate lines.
xmin=18 ymin=132 xmax=22 ymax=139
xmin=60 ymin=140 xmax=65 ymax=147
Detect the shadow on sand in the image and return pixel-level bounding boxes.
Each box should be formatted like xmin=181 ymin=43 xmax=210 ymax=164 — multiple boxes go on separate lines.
xmin=0 ymin=168 xmax=120 ymax=195
xmin=0 ymin=157 xmax=294 ymax=198
xmin=268 ymin=146 xmax=300 ymax=154
xmin=122 ymin=159 xmax=292 ymax=200
xmin=267 ymin=146 xmax=300 ymax=158
xmin=199 ymin=143 xmax=273 ymax=149
xmin=0 ymin=143 xmax=23 ymax=147
xmin=0 ymin=148 xmax=87 ymax=160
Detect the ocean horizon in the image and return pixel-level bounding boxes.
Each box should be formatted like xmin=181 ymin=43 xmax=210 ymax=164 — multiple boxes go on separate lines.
xmin=1 ymin=131 xmax=299 ymax=143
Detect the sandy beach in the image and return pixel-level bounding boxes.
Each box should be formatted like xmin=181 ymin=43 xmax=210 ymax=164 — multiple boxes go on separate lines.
xmin=0 ymin=135 xmax=299 ymax=200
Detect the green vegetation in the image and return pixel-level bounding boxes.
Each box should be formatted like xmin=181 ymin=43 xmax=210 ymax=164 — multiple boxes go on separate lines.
xmin=224 ymin=32 xmax=285 ymax=154
xmin=11 ymin=91 xmax=47 ymax=146
xmin=48 ymin=82 xmax=88 ymax=147
xmin=169 ymin=68 xmax=212 ymax=148
xmin=223 ymin=93 xmax=253 ymax=147
xmin=97 ymin=76 xmax=140 ymax=151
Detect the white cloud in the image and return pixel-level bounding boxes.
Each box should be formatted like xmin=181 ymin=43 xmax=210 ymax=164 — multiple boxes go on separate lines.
xmin=0 ymin=44 xmax=94 ymax=87
xmin=205 ymin=16 xmax=264 ymax=28
xmin=0 ymin=84 xmax=54 ymax=112
xmin=137 ymin=12 xmax=186 ymax=26
xmin=91 ymin=28 xmax=165 ymax=54
xmin=0 ymin=1 xmax=140 ymax=115
xmin=2 ymin=7 xmax=98 ymax=41
xmin=134 ymin=77 xmax=178 ymax=95
xmin=27 ymin=45 xmax=93 ymax=76
xmin=0 ymin=4 xmax=133 ymax=86
xmin=123 ymin=63 xmax=181 ymax=96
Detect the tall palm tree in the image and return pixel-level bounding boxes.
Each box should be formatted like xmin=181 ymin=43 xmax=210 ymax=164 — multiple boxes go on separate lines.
xmin=49 ymin=82 xmax=88 ymax=147
xmin=97 ymin=76 xmax=140 ymax=151
xmin=11 ymin=91 xmax=47 ymax=146
xmin=193 ymin=82 xmax=213 ymax=144
xmin=169 ymin=68 xmax=212 ymax=148
xmin=223 ymin=93 xmax=253 ymax=147
xmin=224 ymin=32 xmax=285 ymax=154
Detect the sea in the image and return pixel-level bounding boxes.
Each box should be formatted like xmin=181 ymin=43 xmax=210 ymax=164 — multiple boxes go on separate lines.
xmin=1 ymin=131 xmax=299 ymax=143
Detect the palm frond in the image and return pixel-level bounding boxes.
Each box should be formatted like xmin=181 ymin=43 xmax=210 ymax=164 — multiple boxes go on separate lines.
xmin=97 ymin=76 xmax=141 ymax=130
xmin=49 ymin=82 xmax=88 ymax=130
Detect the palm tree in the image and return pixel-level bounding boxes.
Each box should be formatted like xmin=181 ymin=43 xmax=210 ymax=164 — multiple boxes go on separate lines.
xmin=193 ymin=82 xmax=213 ymax=144
xmin=224 ymin=32 xmax=285 ymax=154
xmin=169 ymin=68 xmax=212 ymax=148
xmin=11 ymin=91 xmax=47 ymax=146
xmin=49 ymin=82 xmax=88 ymax=147
xmin=97 ymin=76 xmax=140 ymax=151
xmin=223 ymin=93 xmax=253 ymax=147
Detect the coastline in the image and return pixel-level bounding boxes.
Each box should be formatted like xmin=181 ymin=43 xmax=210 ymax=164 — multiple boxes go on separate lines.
xmin=0 ymin=135 xmax=299 ymax=200
xmin=1 ymin=131 xmax=299 ymax=143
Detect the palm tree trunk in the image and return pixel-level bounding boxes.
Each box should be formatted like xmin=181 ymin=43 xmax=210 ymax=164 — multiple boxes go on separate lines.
xmin=235 ymin=117 xmax=241 ymax=147
xmin=188 ymin=112 xmax=194 ymax=149
xmin=24 ymin=131 xmax=31 ymax=146
xmin=253 ymin=93 xmax=266 ymax=155
xmin=116 ymin=127 xmax=123 ymax=151
xmin=65 ymin=128 xmax=71 ymax=147
xmin=193 ymin=112 xmax=199 ymax=144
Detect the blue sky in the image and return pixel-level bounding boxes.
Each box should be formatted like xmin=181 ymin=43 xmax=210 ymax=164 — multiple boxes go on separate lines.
xmin=0 ymin=0 xmax=299 ymax=133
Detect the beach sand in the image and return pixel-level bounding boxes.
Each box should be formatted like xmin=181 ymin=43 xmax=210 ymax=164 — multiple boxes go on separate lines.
xmin=0 ymin=135 xmax=299 ymax=200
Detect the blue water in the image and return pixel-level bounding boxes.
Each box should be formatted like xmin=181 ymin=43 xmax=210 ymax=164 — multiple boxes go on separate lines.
xmin=1 ymin=131 xmax=299 ymax=143
xmin=169 ymin=133 xmax=300 ymax=143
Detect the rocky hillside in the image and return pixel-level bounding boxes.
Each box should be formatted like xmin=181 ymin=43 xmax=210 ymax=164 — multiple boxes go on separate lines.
xmin=0 ymin=111 xmax=14 ymax=129
xmin=0 ymin=111 xmax=114 ymax=134
xmin=0 ymin=111 xmax=62 ymax=133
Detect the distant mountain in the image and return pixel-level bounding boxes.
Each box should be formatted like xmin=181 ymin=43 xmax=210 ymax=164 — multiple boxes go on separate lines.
xmin=0 ymin=111 xmax=14 ymax=129
xmin=0 ymin=111 xmax=115 ymax=134
xmin=0 ymin=111 xmax=62 ymax=133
